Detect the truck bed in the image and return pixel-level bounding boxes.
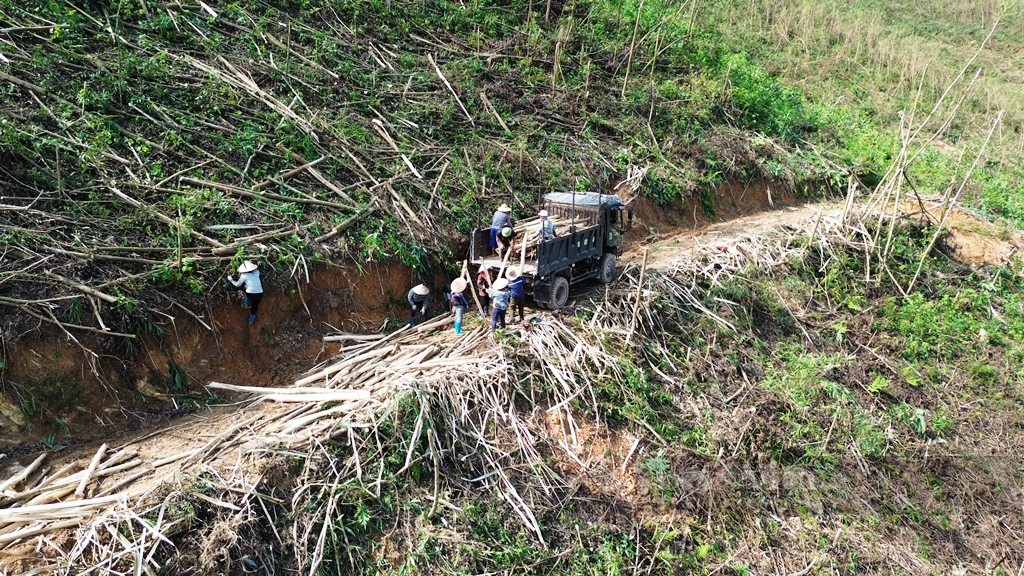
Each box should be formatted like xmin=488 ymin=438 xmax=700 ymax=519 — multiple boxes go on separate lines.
xmin=470 ymin=223 xmax=602 ymax=279
xmin=476 ymin=255 xmax=540 ymax=276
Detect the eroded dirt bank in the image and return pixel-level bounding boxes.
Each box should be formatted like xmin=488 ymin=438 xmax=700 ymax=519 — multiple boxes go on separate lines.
xmin=0 ymin=260 xmax=425 ymax=449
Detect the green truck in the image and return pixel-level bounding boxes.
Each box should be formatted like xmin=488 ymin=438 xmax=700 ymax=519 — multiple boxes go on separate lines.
xmin=469 ymin=192 xmax=633 ymax=309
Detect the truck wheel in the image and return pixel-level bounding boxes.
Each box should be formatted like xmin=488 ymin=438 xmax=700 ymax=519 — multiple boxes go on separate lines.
xmin=598 ymin=253 xmax=616 ymax=284
xmin=549 ymin=276 xmax=570 ymax=309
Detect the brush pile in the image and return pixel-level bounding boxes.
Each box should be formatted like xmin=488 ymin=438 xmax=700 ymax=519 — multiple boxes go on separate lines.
xmin=0 ymin=299 xmax=636 ymax=573
xmin=0 ymin=191 xmax=880 ymax=573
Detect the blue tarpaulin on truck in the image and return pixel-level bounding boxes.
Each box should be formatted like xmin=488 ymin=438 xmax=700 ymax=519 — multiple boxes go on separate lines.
xmin=544 ymin=192 xmax=623 ymax=206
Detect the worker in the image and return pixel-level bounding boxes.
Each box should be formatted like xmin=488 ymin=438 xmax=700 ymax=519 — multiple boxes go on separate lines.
xmin=489 ymin=277 xmax=511 ymax=331
xmin=537 ymin=209 xmax=557 ymax=241
xmin=227 ymin=260 xmax=263 ymax=325
xmin=449 ymin=278 xmax=469 ymax=336
xmin=407 ymin=284 xmax=430 ymax=327
xmin=607 ymin=205 xmax=635 ymax=249
xmin=506 ymin=267 xmax=525 ymax=323
xmin=496 ymin=226 xmax=516 ymax=256
xmin=476 ymin=268 xmax=492 ymax=317
xmin=489 ymin=203 xmax=515 ymax=254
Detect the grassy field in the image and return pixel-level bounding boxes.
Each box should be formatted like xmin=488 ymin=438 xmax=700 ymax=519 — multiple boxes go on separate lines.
xmin=703 ymin=0 xmax=1024 ymax=220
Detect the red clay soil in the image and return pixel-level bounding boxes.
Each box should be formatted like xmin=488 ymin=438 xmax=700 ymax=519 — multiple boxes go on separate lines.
xmin=629 ymin=180 xmax=798 ymax=238
xmin=0 ymin=260 xmax=429 ymax=449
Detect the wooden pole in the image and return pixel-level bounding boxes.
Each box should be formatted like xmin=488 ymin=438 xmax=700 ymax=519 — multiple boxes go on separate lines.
xmin=626 ymin=248 xmax=649 ymax=345
xmin=518 ymin=223 xmax=528 ymax=273
xmin=75 ymin=444 xmax=107 ymax=498
xmin=465 ymin=260 xmax=485 ymax=317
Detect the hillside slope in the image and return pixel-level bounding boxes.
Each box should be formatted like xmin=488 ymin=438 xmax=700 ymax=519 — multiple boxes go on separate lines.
xmin=2 ymin=1 xmax=1024 ymax=574
xmin=0 ymin=0 xmax=868 ymax=336
xmin=3 ymin=199 xmax=1024 ymax=575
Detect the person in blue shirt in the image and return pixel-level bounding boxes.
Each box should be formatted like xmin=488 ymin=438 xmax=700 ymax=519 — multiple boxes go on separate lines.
xmin=506 ymin=267 xmax=526 ymax=323
xmin=449 ymin=278 xmax=469 ymax=336
xmin=228 ymin=260 xmax=263 ymax=325
xmin=488 ymin=278 xmax=511 ymax=331
xmin=407 ymin=284 xmax=430 ymax=327
xmin=537 ymin=209 xmax=556 ymax=241
xmin=489 ymin=203 xmax=514 ymax=254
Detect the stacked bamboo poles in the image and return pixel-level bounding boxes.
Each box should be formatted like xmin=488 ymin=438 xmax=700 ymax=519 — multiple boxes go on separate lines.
xmin=0 ymin=447 xmax=146 ymax=551
xmin=510 ymin=214 xmax=590 ymax=260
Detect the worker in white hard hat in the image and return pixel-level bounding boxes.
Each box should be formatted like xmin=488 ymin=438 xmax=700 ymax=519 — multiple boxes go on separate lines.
xmin=489 ymin=203 xmax=515 ymax=254
xmin=407 ymin=284 xmax=431 ymax=327
xmin=227 ymin=260 xmax=264 ymax=325
xmin=537 ymin=209 xmax=557 ymax=241
xmin=496 ymin=225 xmax=516 ymax=256
xmin=488 ymin=278 xmax=511 ymax=331
xmin=449 ymin=278 xmax=469 ymax=336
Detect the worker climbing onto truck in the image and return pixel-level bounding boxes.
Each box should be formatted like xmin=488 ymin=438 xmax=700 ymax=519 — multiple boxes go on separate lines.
xmin=506 ymin=267 xmax=525 ymax=323
xmin=537 ymin=209 xmax=557 ymax=241
xmin=449 ymin=278 xmax=469 ymax=336
xmin=227 ymin=260 xmax=263 ymax=325
xmin=496 ymin=226 xmax=516 ymax=256
xmin=489 ymin=277 xmax=511 ymax=331
xmin=489 ymin=203 xmax=515 ymax=254
xmin=407 ymin=284 xmax=430 ymax=327
xmin=476 ymin=268 xmax=492 ymax=317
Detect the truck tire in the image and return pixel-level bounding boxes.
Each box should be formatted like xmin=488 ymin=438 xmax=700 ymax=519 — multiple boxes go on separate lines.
xmin=549 ymin=276 xmax=570 ymax=309
xmin=598 ymin=253 xmax=616 ymax=284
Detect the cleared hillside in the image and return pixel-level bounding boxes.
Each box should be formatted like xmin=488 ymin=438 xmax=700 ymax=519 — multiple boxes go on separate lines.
xmin=4 ymin=199 xmax=1024 ymax=574
xmin=1 ymin=1 xmax=1024 ymax=574
xmin=0 ymin=0 xmax=863 ymax=335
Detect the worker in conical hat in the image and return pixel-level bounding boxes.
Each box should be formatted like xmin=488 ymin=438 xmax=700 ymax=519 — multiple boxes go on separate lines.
xmin=449 ymin=278 xmax=469 ymax=336
xmin=506 ymin=267 xmax=525 ymax=323
xmin=489 ymin=203 xmax=516 ymax=254
xmin=488 ymin=277 xmax=511 ymax=331
xmin=407 ymin=284 xmax=431 ymax=327
xmin=227 ymin=260 xmax=263 ymax=325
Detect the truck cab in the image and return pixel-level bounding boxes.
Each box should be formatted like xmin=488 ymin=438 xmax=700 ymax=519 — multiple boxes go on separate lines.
xmin=469 ymin=192 xmax=632 ymax=309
